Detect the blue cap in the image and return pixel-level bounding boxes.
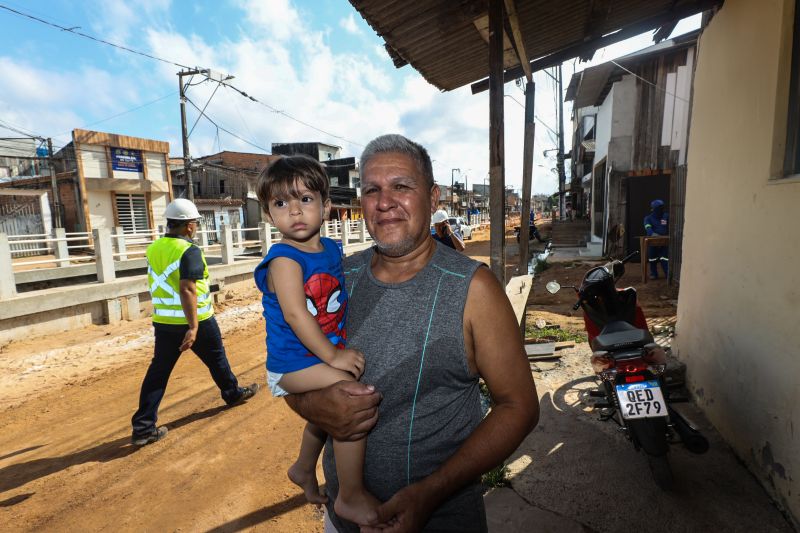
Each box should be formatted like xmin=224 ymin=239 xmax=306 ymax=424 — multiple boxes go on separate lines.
xmin=650 ymin=199 xmax=665 ymax=209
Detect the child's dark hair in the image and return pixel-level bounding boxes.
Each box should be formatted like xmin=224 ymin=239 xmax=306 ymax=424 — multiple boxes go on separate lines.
xmin=256 ymin=155 xmax=330 ymax=213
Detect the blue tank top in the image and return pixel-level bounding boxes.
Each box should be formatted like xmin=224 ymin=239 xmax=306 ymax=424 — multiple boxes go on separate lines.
xmin=253 ymin=237 xmax=347 ymax=374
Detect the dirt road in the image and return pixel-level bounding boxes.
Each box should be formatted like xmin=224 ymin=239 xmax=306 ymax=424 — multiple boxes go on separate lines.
xmin=0 ymin=229 xmax=513 ymax=532
xmin=1 ymin=228 xmax=791 ymax=532
xmin=0 ymin=293 xmax=324 ymax=531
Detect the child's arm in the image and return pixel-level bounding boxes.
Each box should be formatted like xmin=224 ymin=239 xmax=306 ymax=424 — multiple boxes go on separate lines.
xmin=269 ymin=257 xmax=365 ymax=378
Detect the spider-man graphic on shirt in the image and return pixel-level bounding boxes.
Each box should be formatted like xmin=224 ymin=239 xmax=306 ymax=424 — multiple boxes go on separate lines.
xmin=303 ymin=272 xmax=346 ymax=354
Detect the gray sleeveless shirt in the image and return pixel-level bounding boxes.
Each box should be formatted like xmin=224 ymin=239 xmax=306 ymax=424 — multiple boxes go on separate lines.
xmin=323 ymin=242 xmax=488 ymax=532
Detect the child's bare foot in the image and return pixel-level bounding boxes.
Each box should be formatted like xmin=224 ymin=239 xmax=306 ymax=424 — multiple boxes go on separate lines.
xmin=334 ymin=490 xmax=381 ymax=526
xmin=288 ymin=463 xmax=328 ymax=504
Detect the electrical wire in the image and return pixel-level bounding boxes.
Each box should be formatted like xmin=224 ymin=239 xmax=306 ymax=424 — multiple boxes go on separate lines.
xmin=184 ymin=95 xmax=271 ymax=153
xmin=218 ymin=80 xmax=365 ymax=148
xmin=609 ymin=59 xmax=690 ymax=103
xmin=0 ymin=4 xmax=192 ymax=70
xmin=0 ymin=4 xmax=367 ymax=151
xmin=188 ymin=82 xmax=221 ymax=138
xmin=54 ymin=92 xmax=177 ymax=137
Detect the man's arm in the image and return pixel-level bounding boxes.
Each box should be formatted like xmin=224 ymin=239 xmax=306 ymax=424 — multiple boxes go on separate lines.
xmin=283 ymin=382 xmax=381 ymax=441
xmin=179 ymin=279 xmax=198 ymax=352
xmin=446 ymin=223 xmax=466 ymax=252
xmin=365 ymin=267 xmax=539 ymax=532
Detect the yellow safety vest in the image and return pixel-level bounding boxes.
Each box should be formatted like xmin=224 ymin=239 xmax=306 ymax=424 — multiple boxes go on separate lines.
xmin=146 ymin=236 xmax=213 ymax=325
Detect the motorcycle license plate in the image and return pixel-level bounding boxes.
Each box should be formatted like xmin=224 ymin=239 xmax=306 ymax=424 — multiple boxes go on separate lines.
xmin=615 ymin=381 xmax=667 ymax=420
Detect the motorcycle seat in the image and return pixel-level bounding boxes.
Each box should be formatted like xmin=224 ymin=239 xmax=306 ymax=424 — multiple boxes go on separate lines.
xmin=594 ymin=321 xmax=654 ymax=352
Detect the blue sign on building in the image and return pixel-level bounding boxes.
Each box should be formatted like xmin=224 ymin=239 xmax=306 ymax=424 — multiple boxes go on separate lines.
xmin=111 ymin=148 xmax=143 ymax=172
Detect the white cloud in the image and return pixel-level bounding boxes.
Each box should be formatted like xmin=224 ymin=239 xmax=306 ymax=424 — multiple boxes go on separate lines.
xmin=238 ymin=0 xmax=302 ymax=42
xmin=339 ymin=13 xmax=361 ymax=35
xmin=88 ymin=0 xmax=172 ymax=46
xmin=0 ymin=0 xmax=569 ymax=196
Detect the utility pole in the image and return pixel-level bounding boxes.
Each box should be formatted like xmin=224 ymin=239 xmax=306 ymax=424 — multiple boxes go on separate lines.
xmin=557 ymin=64 xmax=566 ymax=220
xmin=451 ymin=168 xmax=460 ymax=214
xmin=179 ymin=69 xmax=203 ymax=201
xmin=47 ymin=137 xmax=61 ymax=228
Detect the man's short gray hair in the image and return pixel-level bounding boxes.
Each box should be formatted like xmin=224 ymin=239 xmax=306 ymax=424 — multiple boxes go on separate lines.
xmin=360 ymin=134 xmax=435 ymax=189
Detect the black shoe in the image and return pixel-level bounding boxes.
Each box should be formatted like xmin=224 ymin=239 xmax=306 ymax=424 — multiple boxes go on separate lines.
xmin=132 ymin=426 xmax=168 ymax=446
xmin=227 ymin=383 xmax=259 ymax=407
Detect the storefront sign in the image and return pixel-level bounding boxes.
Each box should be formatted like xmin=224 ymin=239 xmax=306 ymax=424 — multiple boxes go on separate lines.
xmin=111 ymin=148 xmax=143 ymax=172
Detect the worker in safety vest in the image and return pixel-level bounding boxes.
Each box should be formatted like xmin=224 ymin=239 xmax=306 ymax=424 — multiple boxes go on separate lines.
xmin=131 ymin=198 xmax=258 ymax=446
xmin=643 ymin=198 xmax=669 ymax=279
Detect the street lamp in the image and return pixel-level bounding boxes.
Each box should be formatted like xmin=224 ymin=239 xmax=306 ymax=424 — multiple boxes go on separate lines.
xmin=451 ymin=168 xmax=460 ymax=214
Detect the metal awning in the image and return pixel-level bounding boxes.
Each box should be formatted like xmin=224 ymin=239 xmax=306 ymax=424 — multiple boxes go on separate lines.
xmin=349 ymin=0 xmax=719 ymax=92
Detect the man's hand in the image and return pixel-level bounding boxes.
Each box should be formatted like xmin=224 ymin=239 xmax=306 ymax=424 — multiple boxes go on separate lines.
xmin=285 ymin=380 xmax=381 ymax=441
xmin=179 ymin=327 xmax=197 ymax=352
xmin=360 ymin=482 xmax=438 ymax=533
xmin=330 ymin=348 xmax=366 ymax=379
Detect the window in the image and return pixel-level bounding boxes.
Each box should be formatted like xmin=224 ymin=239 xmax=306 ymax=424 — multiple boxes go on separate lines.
xmin=219 ymin=179 xmax=226 ymax=194
xmin=784 ymin=0 xmax=800 ymax=175
xmin=115 ymin=194 xmax=149 ymax=234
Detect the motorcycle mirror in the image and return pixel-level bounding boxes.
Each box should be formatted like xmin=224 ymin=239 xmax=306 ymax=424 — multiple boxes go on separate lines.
xmin=545 ymin=280 xmax=561 ymax=294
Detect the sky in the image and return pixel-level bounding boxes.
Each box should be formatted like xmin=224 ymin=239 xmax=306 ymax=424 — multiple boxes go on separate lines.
xmin=0 ymin=1 xmax=700 ymax=195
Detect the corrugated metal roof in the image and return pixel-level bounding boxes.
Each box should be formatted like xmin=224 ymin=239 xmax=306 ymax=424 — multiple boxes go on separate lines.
xmin=349 ymin=0 xmax=718 ymax=92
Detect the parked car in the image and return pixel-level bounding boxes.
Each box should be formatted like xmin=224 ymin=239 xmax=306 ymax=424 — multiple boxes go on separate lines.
xmin=447 ymin=216 xmax=473 ymax=240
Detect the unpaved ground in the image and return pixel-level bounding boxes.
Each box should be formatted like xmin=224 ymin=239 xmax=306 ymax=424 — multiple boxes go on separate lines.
xmin=0 ymin=288 xmax=323 ymax=531
xmin=1 ymin=226 xmax=791 ymax=532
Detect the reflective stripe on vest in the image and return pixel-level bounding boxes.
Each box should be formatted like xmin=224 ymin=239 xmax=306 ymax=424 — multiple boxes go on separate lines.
xmin=146 ymin=237 xmax=213 ymax=325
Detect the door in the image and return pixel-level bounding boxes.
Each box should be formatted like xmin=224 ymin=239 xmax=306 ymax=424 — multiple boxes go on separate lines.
xmin=625 ymin=174 xmax=671 ymax=261
xmin=0 ymin=193 xmax=45 ymax=257
xmin=115 ymin=193 xmax=150 ymax=234
xmin=592 ymin=158 xmax=607 ymax=238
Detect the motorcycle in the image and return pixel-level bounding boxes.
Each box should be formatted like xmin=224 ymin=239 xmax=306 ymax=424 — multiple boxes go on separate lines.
xmin=514 ymin=224 xmax=546 ymax=243
xmin=545 ymin=251 xmax=708 ymax=489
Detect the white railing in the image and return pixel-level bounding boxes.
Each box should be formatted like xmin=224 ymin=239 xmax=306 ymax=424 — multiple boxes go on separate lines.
xmin=0 ymin=220 xmax=373 ymax=299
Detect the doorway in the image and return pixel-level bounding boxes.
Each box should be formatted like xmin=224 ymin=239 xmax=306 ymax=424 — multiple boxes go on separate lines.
xmin=625 ymin=174 xmax=670 ymax=261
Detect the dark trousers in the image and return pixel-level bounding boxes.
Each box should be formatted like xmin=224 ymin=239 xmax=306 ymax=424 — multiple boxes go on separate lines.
xmin=648 ymin=245 xmax=669 ymax=277
xmin=131 ymin=316 xmax=241 ymax=437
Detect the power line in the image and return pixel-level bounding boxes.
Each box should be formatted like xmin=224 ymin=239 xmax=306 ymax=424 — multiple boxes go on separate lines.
xmin=54 ymin=92 xmax=177 ymax=137
xmin=609 ymin=59 xmax=690 ymax=103
xmin=1 ymin=4 xmax=367 ymax=150
xmin=218 ymin=80 xmax=365 ymax=148
xmin=0 ymin=4 xmax=192 ymax=70
xmin=184 ymin=95 xmax=271 ymax=154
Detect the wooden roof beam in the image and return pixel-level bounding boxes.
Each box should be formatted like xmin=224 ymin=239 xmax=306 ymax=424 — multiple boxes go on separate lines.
xmin=503 ymin=0 xmax=532 ymax=82
xmin=471 ymin=0 xmax=723 ymax=94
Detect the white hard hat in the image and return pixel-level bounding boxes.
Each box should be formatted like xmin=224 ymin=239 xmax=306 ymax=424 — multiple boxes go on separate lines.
xmin=165 ymin=198 xmax=201 ymax=221
xmin=431 ymin=209 xmax=448 ymax=224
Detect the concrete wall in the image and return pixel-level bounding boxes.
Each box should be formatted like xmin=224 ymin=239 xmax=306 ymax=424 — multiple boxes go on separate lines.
xmin=607 ymin=75 xmax=637 ymax=171
xmin=595 ymin=88 xmax=614 ymax=165
xmin=144 ymin=152 xmax=168 ymax=182
xmin=674 ymin=0 xmax=800 ymax=524
xmin=87 ymin=190 xmax=114 ymax=230
xmin=80 ymin=145 xmax=109 ymax=179
xmin=151 ymin=192 xmax=169 ymax=225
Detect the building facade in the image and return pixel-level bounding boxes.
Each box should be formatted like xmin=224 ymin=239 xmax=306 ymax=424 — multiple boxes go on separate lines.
xmin=674 ymin=0 xmax=800 ymax=525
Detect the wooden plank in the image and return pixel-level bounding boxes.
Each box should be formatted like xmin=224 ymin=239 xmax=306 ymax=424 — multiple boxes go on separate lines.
xmin=73 ymin=129 xmax=169 ymax=154
xmin=163 ymin=153 xmax=174 ymax=201
xmin=503 ymin=0 xmax=532 ymax=82
xmin=518 ymin=80 xmax=535 ymax=277
xmin=528 ymin=353 xmax=563 ymax=362
xmin=505 ymin=274 xmax=533 ymax=327
xmin=84 ymin=178 xmax=169 ymax=193
xmin=489 ymin=0 xmax=506 ymax=285
xmin=554 ymin=341 xmax=575 ymax=351
xmin=72 ymin=138 xmax=92 ymax=235
xmin=525 ymin=342 xmax=556 ymax=356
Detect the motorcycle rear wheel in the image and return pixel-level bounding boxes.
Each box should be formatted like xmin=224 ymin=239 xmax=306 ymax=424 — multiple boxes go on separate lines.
xmin=647 ymin=453 xmax=674 ymax=490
